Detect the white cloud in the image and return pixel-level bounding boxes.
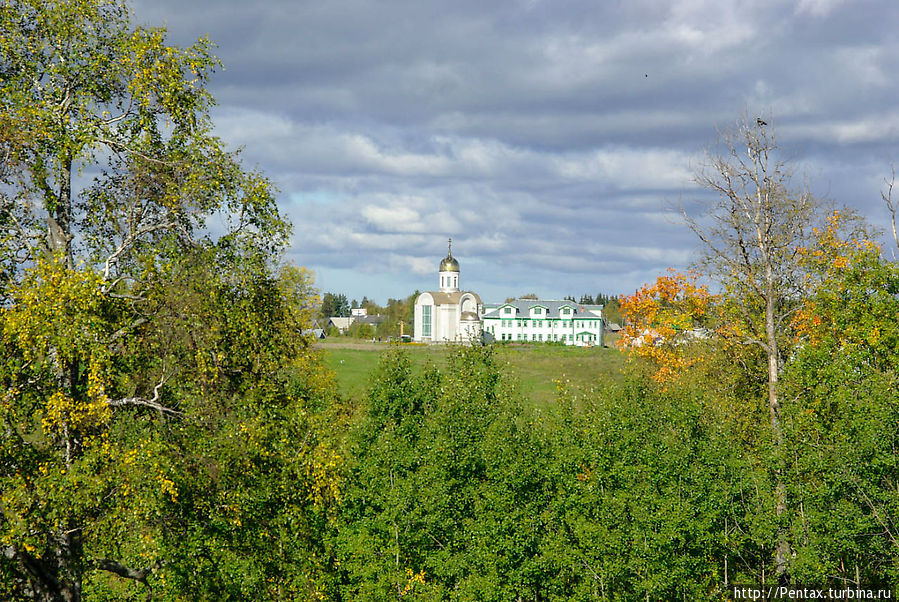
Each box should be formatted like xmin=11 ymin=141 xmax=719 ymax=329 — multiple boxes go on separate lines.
xmin=785 ymin=113 xmax=899 ymax=144
xmin=553 ymin=147 xmax=695 ymax=189
xmin=395 ymin=255 xmax=435 ymax=276
xmin=794 ymin=0 xmax=846 ymax=17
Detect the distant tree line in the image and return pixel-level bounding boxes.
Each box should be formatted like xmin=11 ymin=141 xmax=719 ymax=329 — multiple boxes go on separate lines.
xmin=564 ymin=293 xmax=623 ymax=324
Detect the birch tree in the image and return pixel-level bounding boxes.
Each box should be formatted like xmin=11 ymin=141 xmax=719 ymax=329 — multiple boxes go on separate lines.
xmin=687 ymin=116 xmax=817 ymax=579
xmin=0 ymin=2 xmax=339 ymax=600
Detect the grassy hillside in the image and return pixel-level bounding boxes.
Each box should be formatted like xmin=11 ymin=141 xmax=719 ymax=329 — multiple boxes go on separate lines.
xmin=317 ymin=339 xmax=626 ymax=406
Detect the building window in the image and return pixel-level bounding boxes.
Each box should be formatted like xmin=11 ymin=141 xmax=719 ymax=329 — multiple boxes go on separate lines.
xmin=422 ymin=305 xmax=431 ymax=337
xmin=504 ymin=307 xmax=512 ymax=314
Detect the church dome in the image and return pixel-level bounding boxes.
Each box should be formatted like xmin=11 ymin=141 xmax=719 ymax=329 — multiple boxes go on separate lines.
xmin=439 ymin=254 xmax=460 ymax=272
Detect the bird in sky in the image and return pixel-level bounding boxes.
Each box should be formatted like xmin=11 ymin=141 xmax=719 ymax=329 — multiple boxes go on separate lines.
xmin=757 ymin=118 xmax=768 ymax=126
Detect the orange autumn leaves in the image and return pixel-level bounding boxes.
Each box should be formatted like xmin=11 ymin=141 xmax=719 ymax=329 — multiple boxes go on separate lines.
xmin=618 ymin=270 xmax=715 ymax=385
xmin=619 ymin=212 xmax=889 ymax=385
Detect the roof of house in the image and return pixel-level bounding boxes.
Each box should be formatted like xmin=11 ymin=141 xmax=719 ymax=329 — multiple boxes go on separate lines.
xmin=328 ymin=317 xmax=354 ymax=329
xmin=355 ymin=314 xmax=385 ymax=325
xmin=482 ymin=299 xmax=603 ymax=319
xmin=418 ymin=291 xmax=482 ymax=306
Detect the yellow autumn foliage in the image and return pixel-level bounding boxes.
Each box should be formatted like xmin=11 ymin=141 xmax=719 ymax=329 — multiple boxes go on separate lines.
xmin=618 ymin=270 xmax=716 ymax=385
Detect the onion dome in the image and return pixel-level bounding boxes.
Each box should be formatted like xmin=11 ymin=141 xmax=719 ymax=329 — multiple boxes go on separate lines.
xmin=439 ymin=238 xmax=460 ymax=272
xmin=439 ymin=255 xmax=460 ymax=272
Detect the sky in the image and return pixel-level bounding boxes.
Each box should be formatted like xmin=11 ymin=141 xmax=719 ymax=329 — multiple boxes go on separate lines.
xmin=130 ymin=0 xmax=899 ymax=305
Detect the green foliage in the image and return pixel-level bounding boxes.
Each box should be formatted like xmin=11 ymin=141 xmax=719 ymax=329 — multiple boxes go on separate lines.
xmin=778 ymin=219 xmax=899 ymax=585
xmin=0 ymin=248 xmax=343 ymax=599
xmin=346 ymin=321 xmax=376 ymax=340
xmin=0 ymin=1 xmax=338 ymax=599
xmin=596 ymin=294 xmax=622 ymax=325
xmin=334 ymin=347 xmax=758 ymax=599
xmin=547 ymin=378 xmax=751 ymax=599
xmin=320 ymin=292 xmax=350 ymax=318
xmin=374 ymin=293 xmax=417 ymax=339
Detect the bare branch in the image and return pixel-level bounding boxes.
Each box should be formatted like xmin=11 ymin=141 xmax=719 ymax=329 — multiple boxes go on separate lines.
xmin=99 ymin=94 xmax=135 ymax=126
xmin=882 ymin=164 xmax=899 ymax=258
xmin=107 ymin=396 xmax=182 ymax=416
xmin=107 ymin=370 xmax=181 ymax=416
xmin=92 ymin=558 xmax=158 ymax=584
xmin=846 ymin=471 xmax=899 ymax=550
xmin=93 ymin=557 xmax=160 ymax=600
xmin=97 ymin=137 xmax=173 ymax=166
xmin=107 ymin=317 xmax=148 ymax=344
xmin=102 ymin=221 xmax=176 ymax=281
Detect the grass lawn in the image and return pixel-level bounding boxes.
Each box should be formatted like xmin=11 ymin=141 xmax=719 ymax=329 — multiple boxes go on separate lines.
xmin=316 ymin=338 xmax=626 ymax=407
xmin=496 ymin=344 xmax=626 ymax=408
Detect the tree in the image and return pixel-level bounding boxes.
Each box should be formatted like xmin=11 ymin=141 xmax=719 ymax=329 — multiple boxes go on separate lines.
xmin=336 ymin=346 xmax=563 ymax=600
xmin=618 ymin=271 xmax=715 ymax=385
xmin=880 ymin=165 xmax=899 ymax=257
xmin=0 ymin=1 xmax=338 ymax=599
xmin=320 ymin=292 xmax=350 ymax=318
xmin=687 ymin=116 xmax=818 ymax=577
xmin=347 ymin=321 xmax=375 ymax=340
xmin=780 ymin=212 xmax=899 ymax=585
xmin=374 ymin=292 xmax=416 ymax=338
xmin=595 ymin=293 xmax=623 ymax=324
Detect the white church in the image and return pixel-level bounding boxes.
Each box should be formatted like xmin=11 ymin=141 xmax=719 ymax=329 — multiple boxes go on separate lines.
xmin=413 ymin=240 xmax=604 ymax=346
xmin=413 ymin=240 xmax=483 ymax=343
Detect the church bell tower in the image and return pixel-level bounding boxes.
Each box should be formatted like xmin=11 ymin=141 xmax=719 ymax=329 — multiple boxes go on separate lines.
xmin=438 ymin=238 xmax=460 ymax=293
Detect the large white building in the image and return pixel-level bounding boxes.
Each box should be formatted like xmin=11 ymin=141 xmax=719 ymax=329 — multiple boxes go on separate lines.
xmin=413 ymin=241 xmax=604 ymax=346
xmin=481 ymin=299 xmax=604 ymax=346
xmin=413 ymin=241 xmax=483 ymax=343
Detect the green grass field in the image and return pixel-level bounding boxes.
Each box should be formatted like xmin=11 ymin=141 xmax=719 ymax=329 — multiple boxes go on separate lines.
xmin=316 ymin=339 xmax=626 ymax=407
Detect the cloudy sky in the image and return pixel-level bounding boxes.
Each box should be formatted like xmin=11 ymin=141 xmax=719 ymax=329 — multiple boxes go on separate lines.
xmin=131 ymin=0 xmax=899 ymax=304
